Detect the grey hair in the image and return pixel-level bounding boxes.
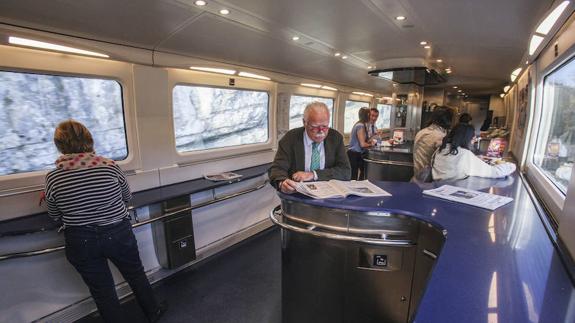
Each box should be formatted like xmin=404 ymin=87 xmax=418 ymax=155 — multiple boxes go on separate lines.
xmin=303 ymin=101 xmax=330 ymax=122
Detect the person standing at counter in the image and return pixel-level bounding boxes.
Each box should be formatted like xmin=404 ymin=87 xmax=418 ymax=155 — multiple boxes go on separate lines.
xmin=347 ymin=107 xmax=374 ymax=180
xmin=413 ymin=106 xmax=454 ymax=179
xmin=269 ymin=102 xmax=351 ymax=194
xmin=367 ymin=107 xmax=380 ymax=139
xmin=45 ymin=120 xmax=166 ymax=322
xmin=432 ymin=123 xmax=516 ymax=180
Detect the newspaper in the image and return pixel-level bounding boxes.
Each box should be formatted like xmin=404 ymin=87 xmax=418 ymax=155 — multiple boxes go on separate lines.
xmin=423 ymin=185 xmax=513 ymax=210
xmin=295 ymin=180 xmax=392 ymax=199
xmin=203 ymin=172 xmax=243 ymax=181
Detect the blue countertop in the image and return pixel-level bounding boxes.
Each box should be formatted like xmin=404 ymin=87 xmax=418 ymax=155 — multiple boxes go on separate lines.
xmin=279 ymin=175 xmax=575 ymax=322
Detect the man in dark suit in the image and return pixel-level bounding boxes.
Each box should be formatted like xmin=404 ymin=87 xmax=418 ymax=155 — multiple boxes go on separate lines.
xmin=269 ymin=101 xmax=351 ymax=194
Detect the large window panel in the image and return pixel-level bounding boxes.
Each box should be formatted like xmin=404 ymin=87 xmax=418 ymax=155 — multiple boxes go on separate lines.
xmin=289 ymin=95 xmax=334 ymax=129
xmin=344 ymin=100 xmax=370 ymax=134
xmin=376 ymin=103 xmax=392 ymax=129
xmin=533 ymin=57 xmax=575 ymax=194
xmin=173 ymin=85 xmax=269 ymax=153
xmin=0 ymin=70 xmax=127 ymax=176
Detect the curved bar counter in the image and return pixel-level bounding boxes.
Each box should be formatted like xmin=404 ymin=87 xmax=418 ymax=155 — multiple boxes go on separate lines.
xmin=273 ymin=174 xmax=575 ymax=322
xmin=364 ymin=142 xmax=414 ymax=182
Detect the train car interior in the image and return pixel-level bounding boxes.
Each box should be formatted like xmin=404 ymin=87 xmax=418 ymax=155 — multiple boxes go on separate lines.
xmin=1 ymin=0 xmax=575 ymax=322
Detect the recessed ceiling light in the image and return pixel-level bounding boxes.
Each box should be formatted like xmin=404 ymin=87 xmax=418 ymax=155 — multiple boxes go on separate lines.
xmin=190 ymin=66 xmax=236 ymax=75
xmin=7 ymin=36 xmax=109 ymax=58
xmin=301 ymin=83 xmax=322 ymax=88
xmin=424 ymin=45 xmax=431 ymax=49
xmin=458 ymin=90 xmax=462 ymax=92
xmin=525 ymin=60 xmax=529 ymax=65
xmin=342 ymin=55 xmax=348 ymax=59
xmin=368 ymin=66 xmax=373 ymax=69
xmin=500 ymin=93 xmax=505 ymax=98
xmin=420 ymin=41 xmax=428 ymax=45
xmin=436 ymin=59 xmax=443 ymax=63
xmin=334 ymin=52 xmax=341 ymax=57
xmin=503 ymin=85 xmax=511 ymax=92
xmin=535 ymin=1 xmax=570 ymax=35
xmin=395 ymin=16 xmax=406 ymax=21
xmin=194 ymin=0 xmax=206 ymax=6
xmin=453 ymin=86 xmax=458 ymax=89
xmin=219 ymin=9 xmax=230 ymax=15
xmin=292 ymin=36 xmax=299 ymax=41
xmin=238 ymin=71 xmax=270 ymax=80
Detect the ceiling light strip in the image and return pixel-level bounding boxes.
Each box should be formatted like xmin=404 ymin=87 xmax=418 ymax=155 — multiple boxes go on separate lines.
xmin=8 ymin=36 xmax=109 ymax=58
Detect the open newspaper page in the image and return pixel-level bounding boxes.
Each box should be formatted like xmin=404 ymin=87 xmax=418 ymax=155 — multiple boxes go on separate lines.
xmin=423 ymin=185 xmax=513 ymax=210
xmin=295 ymin=181 xmax=346 ymax=199
xmin=330 ymin=180 xmax=392 ymax=197
xmin=295 ymin=180 xmax=391 ymax=199
xmin=203 ymin=171 xmax=243 ymax=181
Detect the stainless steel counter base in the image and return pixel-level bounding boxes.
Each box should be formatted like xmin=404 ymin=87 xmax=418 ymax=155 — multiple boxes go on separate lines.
xmin=270 ymin=200 xmax=445 ymax=323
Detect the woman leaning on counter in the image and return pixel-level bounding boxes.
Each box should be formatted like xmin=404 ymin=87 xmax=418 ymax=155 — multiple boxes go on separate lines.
xmin=347 ymin=107 xmax=374 ymax=180
xmin=432 ymin=123 xmax=516 ymax=181
xmin=44 ymin=120 xmax=166 ymax=323
xmin=413 ymin=106 xmax=454 ymax=179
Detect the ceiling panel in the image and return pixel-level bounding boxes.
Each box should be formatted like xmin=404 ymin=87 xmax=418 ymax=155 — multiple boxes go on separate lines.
xmin=0 ymin=0 xmax=558 ymax=94
xmin=158 ymin=13 xmax=393 ymax=92
xmin=0 ymin=0 xmax=200 ymax=48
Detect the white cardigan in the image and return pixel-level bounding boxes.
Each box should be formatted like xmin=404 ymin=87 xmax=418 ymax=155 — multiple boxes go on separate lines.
xmin=432 ymin=145 xmax=516 ymax=181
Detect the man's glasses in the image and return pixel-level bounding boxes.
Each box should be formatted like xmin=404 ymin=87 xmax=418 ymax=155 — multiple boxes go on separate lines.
xmin=307 ymin=124 xmax=329 ymax=132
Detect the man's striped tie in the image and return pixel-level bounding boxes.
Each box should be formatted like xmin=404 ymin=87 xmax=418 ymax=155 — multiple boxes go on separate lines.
xmin=310 ymin=142 xmax=320 ymax=171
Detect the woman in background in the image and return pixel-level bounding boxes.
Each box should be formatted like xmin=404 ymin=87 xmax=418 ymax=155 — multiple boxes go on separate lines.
xmin=432 ymin=123 xmax=516 ymax=181
xmin=413 ymin=106 xmax=454 ymax=179
xmin=45 ymin=120 xmax=166 ymax=322
xmin=347 ymin=107 xmax=373 ymax=180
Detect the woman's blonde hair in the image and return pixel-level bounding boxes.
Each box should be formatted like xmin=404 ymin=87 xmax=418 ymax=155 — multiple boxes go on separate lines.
xmin=53 ymin=120 xmax=94 ymax=154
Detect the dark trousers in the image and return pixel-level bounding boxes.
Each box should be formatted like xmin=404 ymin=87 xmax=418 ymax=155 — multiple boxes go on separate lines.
xmin=347 ymin=150 xmax=365 ymax=180
xmin=65 ymin=219 xmax=159 ymax=323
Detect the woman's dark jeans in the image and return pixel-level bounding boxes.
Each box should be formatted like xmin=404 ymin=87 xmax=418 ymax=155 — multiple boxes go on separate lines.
xmin=347 ymin=149 xmax=365 ymax=180
xmin=65 ymin=219 xmax=159 ymax=322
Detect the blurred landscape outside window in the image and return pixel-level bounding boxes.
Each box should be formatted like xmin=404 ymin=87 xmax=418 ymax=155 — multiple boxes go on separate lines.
xmin=376 ymin=103 xmax=392 ymax=129
xmin=289 ymin=95 xmax=334 ymax=129
xmin=0 ymin=70 xmax=126 ymax=176
xmin=173 ymin=85 xmax=269 ymax=152
xmin=533 ymin=56 xmax=575 ymax=194
xmin=344 ymin=100 xmax=370 ymax=134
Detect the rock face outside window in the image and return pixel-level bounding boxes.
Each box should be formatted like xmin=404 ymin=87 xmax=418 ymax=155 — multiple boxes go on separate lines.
xmin=0 ymin=71 xmax=126 ymax=175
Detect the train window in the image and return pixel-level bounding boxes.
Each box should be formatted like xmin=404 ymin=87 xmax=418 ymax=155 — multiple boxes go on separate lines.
xmin=375 ymin=103 xmax=392 ymax=129
xmin=532 ymin=57 xmax=575 ymax=194
xmin=289 ymin=95 xmax=334 ymax=129
xmin=173 ymin=85 xmax=269 ymax=153
xmin=344 ymin=100 xmax=370 ymax=134
xmin=0 ymin=70 xmax=127 ymax=176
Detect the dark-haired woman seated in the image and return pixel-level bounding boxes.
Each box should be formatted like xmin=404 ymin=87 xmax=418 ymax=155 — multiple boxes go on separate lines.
xmin=414 ymin=106 xmax=454 ymax=179
xmin=45 ymin=120 xmax=166 ymax=322
xmin=432 ymin=123 xmax=516 ymax=181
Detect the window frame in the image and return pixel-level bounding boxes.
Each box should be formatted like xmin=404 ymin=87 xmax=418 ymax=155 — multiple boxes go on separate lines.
xmin=0 ymin=45 xmax=139 ymax=194
xmin=343 ymin=99 xmax=371 ymax=135
xmin=288 ymin=94 xmax=335 ymax=130
xmin=167 ymin=69 xmax=276 ymax=165
xmin=375 ymin=103 xmax=393 ymax=129
xmin=525 ymin=49 xmax=575 ymax=220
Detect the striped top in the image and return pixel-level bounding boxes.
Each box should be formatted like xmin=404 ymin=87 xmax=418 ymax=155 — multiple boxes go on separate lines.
xmin=45 ymin=163 xmax=131 ymax=226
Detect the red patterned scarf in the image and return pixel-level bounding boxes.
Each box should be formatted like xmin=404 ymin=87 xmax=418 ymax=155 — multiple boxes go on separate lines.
xmin=55 ymin=153 xmax=116 ymax=170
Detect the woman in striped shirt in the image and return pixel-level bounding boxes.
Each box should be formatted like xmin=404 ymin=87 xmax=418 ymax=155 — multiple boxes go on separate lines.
xmin=45 ymin=120 xmax=166 ymax=322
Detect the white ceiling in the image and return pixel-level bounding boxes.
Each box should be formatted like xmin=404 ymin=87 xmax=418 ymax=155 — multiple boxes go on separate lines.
xmin=0 ymin=0 xmax=556 ymax=95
